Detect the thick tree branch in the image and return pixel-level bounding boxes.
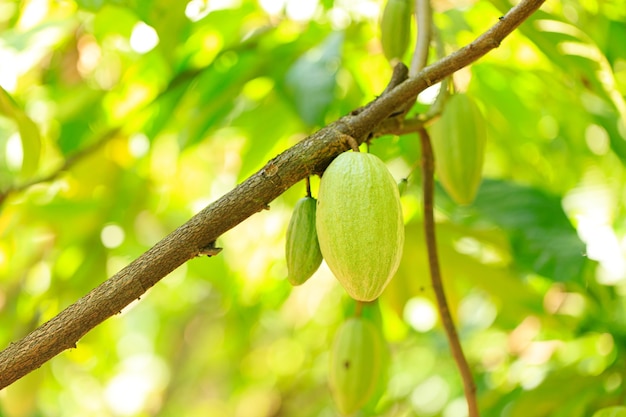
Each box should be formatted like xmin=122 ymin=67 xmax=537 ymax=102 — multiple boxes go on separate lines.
xmin=0 ymin=0 xmax=545 ymax=390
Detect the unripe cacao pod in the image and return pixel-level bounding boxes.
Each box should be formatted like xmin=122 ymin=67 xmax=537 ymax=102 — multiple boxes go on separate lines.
xmin=429 ymin=93 xmax=487 ymax=205
xmin=316 ymin=152 xmax=404 ymax=302
xmin=380 ymin=0 xmax=411 ymax=63
xmin=329 ymin=317 xmax=384 ymax=415
xmin=286 ymin=196 xmax=323 ymax=286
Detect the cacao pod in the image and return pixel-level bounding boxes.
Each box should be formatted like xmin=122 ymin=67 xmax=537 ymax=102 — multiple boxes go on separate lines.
xmin=316 ymin=152 xmax=404 ymax=302
xmin=329 ymin=317 xmax=384 ymax=415
xmin=285 ymin=196 xmax=323 ymax=286
xmin=429 ymin=93 xmax=487 ymax=205
xmin=380 ymin=0 xmax=411 ymax=63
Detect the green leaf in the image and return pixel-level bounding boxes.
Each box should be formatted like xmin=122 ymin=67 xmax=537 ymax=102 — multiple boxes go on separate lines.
xmin=178 ymin=49 xmax=263 ymax=147
xmin=469 ymin=179 xmax=587 ymax=283
xmin=284 ymin=32 xmax=343 ymax=126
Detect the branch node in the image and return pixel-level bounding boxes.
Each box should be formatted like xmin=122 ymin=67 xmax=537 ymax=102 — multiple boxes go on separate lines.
xmin=262 ymin=162 xmax=278 ymax=177
xmin=198 ymin=241 xmax=223 ymax=257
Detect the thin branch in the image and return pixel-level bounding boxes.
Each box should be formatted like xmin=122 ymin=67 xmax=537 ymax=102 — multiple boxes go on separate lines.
xmin=409 ymin=0 xmax=432 ymax=77
xmin=375 ymin=116 xmax=425 ymax=137
xmin=0 ymin=0 xmax=546 ymax=390
xmin=418 ymin=126 xmax=479 ymax=416
xmin=0 ymin=127 xmax=120 ymax=200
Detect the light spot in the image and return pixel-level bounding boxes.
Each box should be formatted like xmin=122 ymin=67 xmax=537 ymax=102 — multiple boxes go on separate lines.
xmin=259 ymin=0 xmax=286 ymax=16
xmin=410 ymin=375 xmax=450 ymax=414
xmin=585 ymin=124 xmax=609 ymax=155
xmin=129 ymin=133 xmax=150 ymax=158
xmin=403 ymin=297 xmax=437 ymax=332
xmin=417 ymin=82 xmax=441 ymax=105
xmin=25 ymin=261 xmax=51 ymax=295
xmin=5 ymin=132 xmax=22 ymax=171
xmin=101 ymin=224 xmax=125 ymax=249
xmin=537 ymin=115 xmax=558 ymax=140
xmin=104 ymin=354 xmax=169 ymax=416
xmin=185 ymin=0 xmax=210 ymax=20
xmin=443 ymin=397 xmax=469 ymax=417
xmin=130 ymin=22 xmax=159 ymax=54
xmin=77 ymin=34 xmax=101 ymax=75
xmin=285 ymin=0 xmax=318 ymax=21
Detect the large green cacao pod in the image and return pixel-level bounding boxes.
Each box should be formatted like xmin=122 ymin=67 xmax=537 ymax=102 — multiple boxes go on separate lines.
xmin=429 ymin=93 xmax=487 ymax=205
xmin=329 ymin=317 xmax=384 ymax=415
xmin=380 ymin=0 xmax=411 ymax=63
xmin=285 ymin=196 xmax=323 ymax=286
xmin=316 ymin=152 xmax=404 ymax=302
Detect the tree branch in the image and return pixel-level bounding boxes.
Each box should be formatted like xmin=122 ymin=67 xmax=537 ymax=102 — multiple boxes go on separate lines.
xmin=409 ymin=0 xmax=432 ymax=77
xmin=418 ymin=126 xmax=479 ymax=416
xmin=0 ymin=0 xmax=545 ymax=390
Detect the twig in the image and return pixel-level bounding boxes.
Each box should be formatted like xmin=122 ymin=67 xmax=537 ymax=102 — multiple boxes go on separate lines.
xmin=0 ymin=0 xmax=545 ymax=390
xmin=0 ymin=128 xmax=120 ymax=202
xmin=418 ymin=127 xmax=478 ymax=416
xmin=410 ymin=0 xmax=432 ymax=77
xmin=305 ymin=176 xmax=312 ymax=198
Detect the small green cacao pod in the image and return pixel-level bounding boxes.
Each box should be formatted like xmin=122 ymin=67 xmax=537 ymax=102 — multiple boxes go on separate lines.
xmin=286 ymin=196 xmax=323 ymax=286
xmin=380 ymin=0 xmax=411 ymax=63
xmin=316 ymin=152 xmax=404 ymax=302
xmin=429 ymin=93 xmax=487 ymax=205
xmin=329 ymin=317 xmax=384 ymax=415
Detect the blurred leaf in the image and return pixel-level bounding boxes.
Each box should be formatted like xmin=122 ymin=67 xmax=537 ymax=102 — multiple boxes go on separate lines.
xmin=470 ymin=179 xmax=587 ymax=283
xmin=177 ymin=49 xmax=264 ymax=147
xmin=75 ymin=0 xmax=106 ymax=11
xmin=285 ymin=32 xmax=344 ymax=126
xmin=487 ymin=1 xmax=626 ymax=165
xmin=55 ymin=89 xmax=107 ymax=155
xmin=593 ymin=406 xmax=626 ymax=417
xmin=504 ymin=368 xmax=602 ymax=417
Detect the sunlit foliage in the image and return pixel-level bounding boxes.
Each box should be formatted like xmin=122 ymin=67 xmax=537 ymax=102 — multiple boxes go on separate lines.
xmin=1 ymin=0 xmax=626 ymax=416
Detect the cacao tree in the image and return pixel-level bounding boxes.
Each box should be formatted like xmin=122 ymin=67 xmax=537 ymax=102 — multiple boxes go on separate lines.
xmin=1 ymin=1 xmax=626 ymax=416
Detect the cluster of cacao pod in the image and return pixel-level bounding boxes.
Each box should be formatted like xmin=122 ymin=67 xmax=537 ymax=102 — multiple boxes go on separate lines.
xmin=284 ymin=150 xmax=403 ymax=414
xmin=429 ymin=93 xmax=487 ymax=205
xmin=285 ymin=151 xmax=404 ymax=301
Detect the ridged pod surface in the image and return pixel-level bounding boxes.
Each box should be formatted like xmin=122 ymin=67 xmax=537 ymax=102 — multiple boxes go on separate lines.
xmin=380 ymin=0 xmax=411 ymax=63
xmin=316 ymin=152 xmax=404 ymax=301
xmin=429 ymin=93 xmax=487 ymax=205
xmin=329 ymin=317 xmax=384 ymax=415
xmin=285 ymin=196 xmax=323 ymax=286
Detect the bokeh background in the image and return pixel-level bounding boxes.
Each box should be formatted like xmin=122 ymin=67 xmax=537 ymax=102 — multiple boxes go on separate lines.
xmin=1 ymin=0 xmax=626 ymax=416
